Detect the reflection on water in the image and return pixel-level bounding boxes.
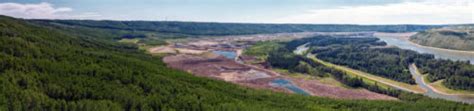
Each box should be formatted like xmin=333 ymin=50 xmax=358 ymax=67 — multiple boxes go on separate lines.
xmin=270 ymin=79 xmax=310 ymax=95
xmin=376 ymin=36 xmax=474 ymax=64
xmin=212 ymin=50 xmax=237 ymax=59
xmin=409 ymin=65 xmax=474 ymax=104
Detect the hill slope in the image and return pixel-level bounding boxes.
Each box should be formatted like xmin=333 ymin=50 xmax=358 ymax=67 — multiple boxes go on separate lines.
xmin=33 ymin=20 xmax=442 ymax=37
xmin=0 ymin=16 xmax=472 ymax=110
xmin=410 ymin=26 xmax=474 ymax=51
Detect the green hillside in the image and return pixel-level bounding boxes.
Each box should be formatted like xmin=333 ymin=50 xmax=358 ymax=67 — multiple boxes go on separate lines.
xmin=0 ymin=16 xmax=472 ymax=110
xmin=410 ymin=26 xmax=474 ymax=51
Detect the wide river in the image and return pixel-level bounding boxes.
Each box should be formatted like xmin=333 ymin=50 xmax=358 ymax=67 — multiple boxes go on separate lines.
xmin=374 ymin=32 xmax=474 ymax=64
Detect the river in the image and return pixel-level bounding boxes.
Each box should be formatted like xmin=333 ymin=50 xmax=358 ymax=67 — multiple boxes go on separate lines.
xmin=375 ymin=32 xmax=474 ymax=64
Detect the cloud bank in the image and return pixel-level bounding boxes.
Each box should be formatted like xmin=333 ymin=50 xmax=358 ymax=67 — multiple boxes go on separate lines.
xmin=273 ymin=0 xmax=473 ymax=24
xmin=0 ymin=2 xmax=100 ymax=19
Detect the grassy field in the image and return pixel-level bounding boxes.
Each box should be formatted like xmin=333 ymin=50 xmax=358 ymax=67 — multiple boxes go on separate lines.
xmin=317 ymin=75 xmax=351 ymax=88
xmin=417 ymin=69 xmax=474 ymax=96
xmin=427 ymin=77 xmax=474 ymax=95
xmin=274 ymin=69 xmax=349 ymax=88
xmin=118 ymin=38 xmax=140 ymax=44
xmin=243 ymin=41 xmax=282 ymax=60
xmin=307 ymin=55 xmax=424 ymax=93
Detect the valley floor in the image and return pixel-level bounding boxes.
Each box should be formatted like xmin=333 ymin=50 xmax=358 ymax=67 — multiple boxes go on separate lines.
xmin=150 ymin=32 xmax=474 ymax=104
xmin=153 ymin=33 xmax=397 ymax=100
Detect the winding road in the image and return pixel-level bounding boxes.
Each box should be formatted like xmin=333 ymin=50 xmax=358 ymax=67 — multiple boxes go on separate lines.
xmin=294 ymin=43 xmax=423 ymax=93
xmin=296 ymin=42 xmax=474 ymax=104
xmin=409 ymin=64 xmax=474 ymax=104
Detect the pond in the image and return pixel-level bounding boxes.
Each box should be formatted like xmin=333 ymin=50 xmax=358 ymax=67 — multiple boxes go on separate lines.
xmin=212 ymin=50 xmax=237 ymax=60
xmin=270 ymin=78 xmax=310 ymax=96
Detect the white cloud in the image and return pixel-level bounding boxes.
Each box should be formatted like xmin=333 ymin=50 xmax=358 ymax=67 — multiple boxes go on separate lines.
xmin=274 ymin=0 xmax=474 ymax=24
xmin=0 ymin=2 xmax=71 ymax=19
xmin=0 ymin=2 xmax=100 ymax=19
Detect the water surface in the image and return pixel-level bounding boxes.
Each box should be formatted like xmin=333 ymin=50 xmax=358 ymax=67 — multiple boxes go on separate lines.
xmin=270 ymin=79 xmax=310 ymax=95
xmin=376 ymin=35 xmax=474 ymax=64
xmin=212 ymin=50 xmax=237 ymax=60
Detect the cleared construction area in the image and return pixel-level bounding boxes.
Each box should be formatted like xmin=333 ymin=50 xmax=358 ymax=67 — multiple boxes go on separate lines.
xmin=158 ymin=33 xmax=398 ymax=100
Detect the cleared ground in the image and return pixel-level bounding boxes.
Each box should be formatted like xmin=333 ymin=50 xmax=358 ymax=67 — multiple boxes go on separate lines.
xmin=158 ymin=32 xmax=399 ymax=100
xmin=163 ymin=53 xmax=396 ymax=100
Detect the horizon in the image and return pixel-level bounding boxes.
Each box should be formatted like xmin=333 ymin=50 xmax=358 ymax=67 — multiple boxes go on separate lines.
xmin=0 ymin=0 xmax=473 ymax=25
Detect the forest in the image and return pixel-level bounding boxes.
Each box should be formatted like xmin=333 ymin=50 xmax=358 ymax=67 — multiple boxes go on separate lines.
xmin=287 ymin=37 xmax=420 ymax=84
xmin=416 ymin=59 xmax=474 ymax=90
xmin=410 ymin=27 xmax=474 ymax=51
xmin=33 ymin=19 xmax=442 ymax=37
xmin=261 ymin=40 xmax=471 ymax=108
xmin=0 ymin=15 xmax=473 ymax=110
xmin=267 ymin=48 xmax=401 ymax=96
xmin=286 ymin=36 xmax=474 ymax=91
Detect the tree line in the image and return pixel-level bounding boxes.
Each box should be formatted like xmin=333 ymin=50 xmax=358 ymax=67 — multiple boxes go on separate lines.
xmin=287 ymin=36 xmax=474 ymax=91
xmin=263 ymin=39 xmax=470 ymax=108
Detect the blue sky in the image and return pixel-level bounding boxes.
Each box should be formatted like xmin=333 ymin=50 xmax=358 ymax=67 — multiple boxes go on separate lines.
xmin=0 ymin=0 xmax=472 ymax=24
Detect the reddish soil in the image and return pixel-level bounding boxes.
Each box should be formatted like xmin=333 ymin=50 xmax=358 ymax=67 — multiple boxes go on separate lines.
xmin=163 ymin=54 xmax=397 ymax=100
xmin=163 ymin=54 xmax=248 ymax=79
xmin=287 ymin=77 xmax=397 ymax=100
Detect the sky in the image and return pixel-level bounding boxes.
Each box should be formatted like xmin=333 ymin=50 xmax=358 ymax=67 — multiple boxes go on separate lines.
xmin=0 ymin=0 xmax=472 ymax=24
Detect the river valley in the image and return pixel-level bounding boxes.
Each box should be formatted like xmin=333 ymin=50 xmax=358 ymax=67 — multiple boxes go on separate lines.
xmin=375 ymin=32 xmax=474 ymax=64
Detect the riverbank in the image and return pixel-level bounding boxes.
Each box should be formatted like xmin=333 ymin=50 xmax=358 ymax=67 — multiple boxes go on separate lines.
xmin=375 ymin=32 xmax=474 ymax=64
xmin=406 ymin=35 xmax=474 ymax=55
xmin=376 ymin=32 xmax=474 ymax=54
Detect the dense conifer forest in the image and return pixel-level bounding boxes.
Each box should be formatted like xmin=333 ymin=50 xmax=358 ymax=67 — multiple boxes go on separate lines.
xmin=33 ymin=19 xmax=441 ymax=36
xmin=286 ymin=36 xmax=474 ymax=91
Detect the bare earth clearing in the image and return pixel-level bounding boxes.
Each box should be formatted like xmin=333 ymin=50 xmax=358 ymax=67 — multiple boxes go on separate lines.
xmin=163 ymin=53 xmax=396 ymax=100
xmin=157 ymin=32 xmax=397 ymax=100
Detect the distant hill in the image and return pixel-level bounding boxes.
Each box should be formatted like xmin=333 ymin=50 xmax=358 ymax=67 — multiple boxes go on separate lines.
xmin=33 ymin=20 xmax=443 ymax=37
xmin=410 ymin=26 xmax=474 ymax=51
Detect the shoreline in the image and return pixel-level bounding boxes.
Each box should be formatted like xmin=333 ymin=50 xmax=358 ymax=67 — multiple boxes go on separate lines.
xmin=390 ymin=32 xmax=474 ymax=54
